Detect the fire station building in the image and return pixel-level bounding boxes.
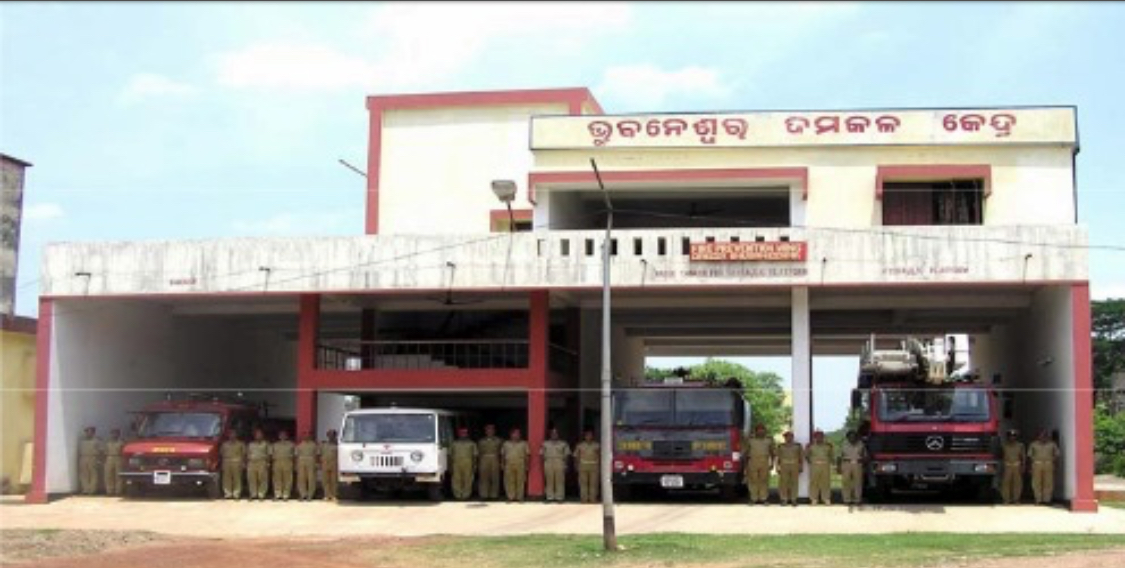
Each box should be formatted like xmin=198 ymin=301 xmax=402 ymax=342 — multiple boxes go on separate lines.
xmin=29 ymin=88 xmax=1095 ymax=510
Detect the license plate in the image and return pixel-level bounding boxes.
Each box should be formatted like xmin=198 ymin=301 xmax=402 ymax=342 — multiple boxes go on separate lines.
xmin=660 ymin=475 xmax=684 ymax=489
xmin=153 ymin=471 xmax=172 ymax=485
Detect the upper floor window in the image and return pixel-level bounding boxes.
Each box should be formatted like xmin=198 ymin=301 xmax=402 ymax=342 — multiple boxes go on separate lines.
xmin=882 ymin=179 xmax=984 ymax=226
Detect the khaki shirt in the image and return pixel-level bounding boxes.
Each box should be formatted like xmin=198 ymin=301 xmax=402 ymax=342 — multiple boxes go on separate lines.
xmin=1001 ymin=441 xmax=1026 ymax=465
xmin=247 ymin=440 xmax=271 ymax=462
xmin=541 ymin=440 xmax=571 ymax=466
xmin=477 ymin=436 xmax=502 ymax=461
xmin=221 ymin=440 xmax=247 ymax=462
xmin=575 ymin=441 xmax=600 ymax=466
xmin=745 ymin=436 xmax=775 ymax=463
xmin=296 ymin=440 xmax=319 ymax=463
xmin=103 ymin=440 xmax=125 ymax=461
xmin=1028 ymin=440 xmax=1060 ymax=463
xmin=78 ymin=438 xmax=102 ymax=458
xmin=778 ymin=442 xmax=803 ymax=468
xmin=805 ymin=442 xmax=834 ymax=466
xmin=450 ymin=439 xmax=478 ymax=466
xmin=320 ymin=442 xmax=339 ymax=469
xmin=839 ymin=440 xmax=866 ymax=463
xmin=271 ymin=440 xmax=295 ymax=462
xmin=501 ymin=440 xmax=530 ymax=468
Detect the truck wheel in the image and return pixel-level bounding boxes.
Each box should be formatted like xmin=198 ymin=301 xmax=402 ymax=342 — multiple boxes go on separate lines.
xmin=612 ymin=484 xmax=632 ymax=502
xmin=123 ymin=483 xmax=142 ymax=499
xmin=719 ymin=484 xmax=738 ymax=501
xmin=974 ymin=478 xmax=996 ymax=503
xmin=339 ymin=484 xmax=364 ymax=501
xmin=207 ymin=478 xmax=222 ymax=500
xmin=427 ymin=483 xmax=444 ymax=502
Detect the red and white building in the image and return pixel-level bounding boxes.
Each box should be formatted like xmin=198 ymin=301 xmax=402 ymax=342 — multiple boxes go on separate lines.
xmin=29 ymin=88 xmax=1096 ymax=510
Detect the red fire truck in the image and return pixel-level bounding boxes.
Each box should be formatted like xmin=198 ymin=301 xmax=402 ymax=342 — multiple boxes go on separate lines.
xmin=852 ymin=335 xmax=1000 ymax=501
xmin=119 ymin=394 xmax=294 ymax=498
xmin=611 ymin=378 xmax=750 ymax=499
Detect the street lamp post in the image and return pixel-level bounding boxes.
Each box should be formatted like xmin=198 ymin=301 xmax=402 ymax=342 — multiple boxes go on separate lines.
xmin=590 ymin=158 xmax=618 ymax=551
xmin=491 ymin=180 xmax=517 ymax=232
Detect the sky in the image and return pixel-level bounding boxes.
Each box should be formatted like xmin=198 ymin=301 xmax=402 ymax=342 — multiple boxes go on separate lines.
xmin=3 ymin=2 xmax=1124 ymax=430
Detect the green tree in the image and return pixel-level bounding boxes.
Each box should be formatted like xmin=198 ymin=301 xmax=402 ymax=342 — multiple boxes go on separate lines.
xmin=645 ymin=358 xmax=792 ymax=436
xmin=1094 ymin=403 xmax=1125 ymax=476
xmin=1093 ymin=298 xmax=1125 ymax=394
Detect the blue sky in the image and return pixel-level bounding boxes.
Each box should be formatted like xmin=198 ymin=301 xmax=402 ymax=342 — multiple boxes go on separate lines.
xmin=3 ymin=2 xmax=1124 ymax=429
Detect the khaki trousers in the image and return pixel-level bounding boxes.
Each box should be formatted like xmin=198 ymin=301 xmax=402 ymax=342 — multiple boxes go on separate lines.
xmin=478 ymin=456 xmax=500 ymax=499
xmin=222 ymin=460 xmax=244 ymax=498
xmin=452 ymin=461 xmax=475 ymax=500
xmin=296 ymin=459 xmax=317 ymax=499
xmin=746 ymin=460 xmax=770 ymax=503
xmin=504 ymin=464 xmax=526 ymax=501
xmin=841 ymin=462 xmax=863 ymax=503
xmin=103 ymin=458 xmax=123 ymax=495
xmin=578 ymin=464 xmax=598 ymax=503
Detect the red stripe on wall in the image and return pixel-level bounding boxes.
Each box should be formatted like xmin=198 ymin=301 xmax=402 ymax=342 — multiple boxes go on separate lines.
xmin=1070 ymin=282 xmax=1098 ymax=512
xmin=26 ymin=299 xmax=52 ymax=503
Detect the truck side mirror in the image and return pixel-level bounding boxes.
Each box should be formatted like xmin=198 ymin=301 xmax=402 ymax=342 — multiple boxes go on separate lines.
xmin=850 ymin=389 xmax=862 ymax=410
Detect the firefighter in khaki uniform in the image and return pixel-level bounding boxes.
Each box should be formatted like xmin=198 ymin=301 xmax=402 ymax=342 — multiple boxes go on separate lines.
xmin=575 ymin=430 xmax=600 ymax=504
xmin=103 ymin=429 xmax=125 ymax=496
xmin=804 ymin=430 xmax=834 ymax=505
xmin=777 ymin=431 xmax=803 ymax=506
xmin=220 ymin=429 xmax=247 ymax=500
xmin=1028 ymin=430 xmax=1060 ymax=505
xmin=246 ymin=429 xmax=272 ymax=501
xmin=838 ymin=430 xmax=867 ymax=505
xmin=271 ymin=430 xmax=296 ymax=501
xmin=77 ymin=427 xmax=102 ymax=495
xmin=450 ymin=427 xmax=478 ymax=500
xmin=295 ymin=431 xmax=320 ymax=501
xmin=999 ymin=430 xmax=1026 ymax=505
xmin=476 ymin=424 xmax=503 ymax=500
xmin=320 ymin=429 xmax=339 ymax=501
xmin=743 ymin=424 xmax=775 ymax=505
xmin=540 ymin=428 xmax=571 ymax=502
xmin=501 ymin=428 xmax=530 ymax=502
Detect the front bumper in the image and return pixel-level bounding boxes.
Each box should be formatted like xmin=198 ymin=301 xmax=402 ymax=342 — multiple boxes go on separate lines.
xmin=868 ymin=459 xmax=998 ymax=479
xmin=613 ymin=471 xmax=740 ymax=487
xmin=339 ymin=471 xmax=442 ymax=485
xmin=120 ymin=471 xmax=218 ymax=487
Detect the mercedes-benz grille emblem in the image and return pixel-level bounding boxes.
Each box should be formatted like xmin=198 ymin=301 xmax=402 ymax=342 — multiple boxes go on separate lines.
xmin=925 ymin=436 xmax=945 ymax=451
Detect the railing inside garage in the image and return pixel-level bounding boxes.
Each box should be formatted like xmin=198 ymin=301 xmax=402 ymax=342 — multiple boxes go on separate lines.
xmin=317 ymin=339 xmax=530 ymax=370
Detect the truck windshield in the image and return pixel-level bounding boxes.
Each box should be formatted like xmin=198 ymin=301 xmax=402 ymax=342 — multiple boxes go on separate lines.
xmin=342 ymin=413 xmax=436 ymax=443
xmin=137 ymin=412 xmax=223 ymax=439
xmin=615 ymin=389 xmax=737 ymax=427
xmin=877 ymin=388 xmax=990 ymax=423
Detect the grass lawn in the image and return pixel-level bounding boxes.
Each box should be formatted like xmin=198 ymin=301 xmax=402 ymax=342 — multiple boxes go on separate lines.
xmin=373 ymin=533 xmax=1125 ymax=568
xmin=1102 ymin=500 xmax=1125 ymax=510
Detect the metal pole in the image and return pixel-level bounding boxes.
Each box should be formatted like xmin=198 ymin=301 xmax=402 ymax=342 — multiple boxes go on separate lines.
xmin=592 ymin=158 xmax=618 ymax=551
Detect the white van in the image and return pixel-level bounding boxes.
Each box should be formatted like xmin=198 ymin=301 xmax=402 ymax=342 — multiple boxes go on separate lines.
xmin=337 ymin=407 xmax=471 ymax=501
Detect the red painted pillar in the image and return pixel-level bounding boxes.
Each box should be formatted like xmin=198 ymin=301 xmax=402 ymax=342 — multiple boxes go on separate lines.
xmin=1070 ymin=283 xmax=1098 ymax=512
xmin=527 ymin=290 xmax=549 ymax=498
xmin=26 ymin=299 xmax=52 ymax=504
xmin=296 ymin=294 xmax=320 ymax=438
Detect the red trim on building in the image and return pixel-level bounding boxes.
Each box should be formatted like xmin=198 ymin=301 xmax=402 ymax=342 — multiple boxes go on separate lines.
xmin=364 ymin=88 xmax=601 ymax=235
xmin=1070 ymin=282 xmax=1098 ymax=512
xmin=26 ymin=299 xmax=51 ymax=504
xmin=526 ymin=290 xmax=550 ymax=497
xmin=296 ymin=294 xmax=320 ymax=437
xmin=876 ymin=164 xmax=992 ymax=199
xmin=527 ymin=167 xmax=810 ymax=204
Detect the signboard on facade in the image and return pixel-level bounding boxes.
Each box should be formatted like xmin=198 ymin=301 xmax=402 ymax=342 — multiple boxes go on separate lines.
xmin=689 ymin=241 xmax=808 ymax=262
xmin=530 ymin=107 xmax=1077 ymax=150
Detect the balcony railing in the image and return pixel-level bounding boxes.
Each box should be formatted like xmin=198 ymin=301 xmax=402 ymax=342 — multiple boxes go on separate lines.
xmin=317 ymin=339 xmax=529 ymax=371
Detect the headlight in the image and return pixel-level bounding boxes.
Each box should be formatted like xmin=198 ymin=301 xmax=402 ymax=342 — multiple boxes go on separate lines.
xmin=410 ymin=451 xmax=424 ymax=463
xmin=187 ymin=458 xmax=206 ymax=469
xmin=974 ymin=463 xmax=996 ymax=473
xmin=351 ymin=450 xmax=363 ymax=463
xmin=128 ymin=457 xmax=142 ymax=468
xmin=876 ymin=463 xmax=898 ymax=473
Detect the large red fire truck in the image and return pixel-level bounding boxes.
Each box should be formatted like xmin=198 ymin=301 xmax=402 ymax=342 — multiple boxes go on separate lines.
xmin=852 ymin=335 xmax=1000 ymax=501
xmin=611 ymin=378 xmax=750 ymax=499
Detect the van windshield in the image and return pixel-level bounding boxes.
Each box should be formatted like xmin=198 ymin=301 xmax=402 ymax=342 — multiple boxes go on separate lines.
xmin=137 ymin=412 xmax=223 ymax=439
xmin=342 ymin=413 xmax=436 ymax=443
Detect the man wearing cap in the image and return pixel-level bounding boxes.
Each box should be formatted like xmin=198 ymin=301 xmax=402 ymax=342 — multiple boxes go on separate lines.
xmin=77 ymin=426 xmax=102 ymax=495
xmin=295 ymin=431 xmax=320 ymax=501
xmin=838 ymin=430 xmax=867 ymax=505
xmin=540 ymin=427 xmax=571 ymax=503
xmin=777 ymin=431 xmax=803 ymax=506
xmin=320 ymin=429 xmax=340 ymax=501
xmin=574 ymin=430 xmax=600 ymax=503
xmin=743 ymin=424 xmax=775 ymax=505
xmin=450 ymin=426 xmax=478 ymax=500
xmin=103 ymin=428 xmax=125 ymax=496
xmin=220 ymin=429 xmax=247 ymax=500
xmin=1028 ymin=429 xmax=1060 ymax=505
xmin=805 ymin=430 xmax=834 ymax=505
xmin=476 ymin=424 xmax=503 ymax=501
xmin=501 ymin=428 xmax=530 ymax=502
xmin=999 ymin=429 xmax=1026 ymax=504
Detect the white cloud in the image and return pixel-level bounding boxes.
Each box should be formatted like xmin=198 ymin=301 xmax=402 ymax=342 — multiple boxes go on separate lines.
xmin=118 ymin=73 xmax=198 ymax=105
xmin=1092 ymin=281 xmax=1125 ymax=301
xmin=596 ymin=64 xmax=731 ymax=110
xmin=216 ymin=42 xmax=376 ymax=91
xmin=231 ymin=210 xmax=356 ymax=236
xmin=22 ymin=203 xmax=64 ymax=222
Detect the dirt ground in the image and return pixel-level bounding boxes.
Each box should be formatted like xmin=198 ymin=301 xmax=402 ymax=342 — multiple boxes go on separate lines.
xmin=2 ymin=531 xmax=1125 ymax=568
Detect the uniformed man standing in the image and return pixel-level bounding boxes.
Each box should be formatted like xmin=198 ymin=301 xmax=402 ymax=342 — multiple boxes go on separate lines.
xmin=271 ymin=430 xmax=296 ymax=501
xmin=805 ymin=430 xmax=834 ymax=505
xmin=476 ymin=424 xmax=503 ymax=501
xmin=838 ymin=430 xmax=867 ymax=505
xmin=246 ymin=428 xmax=271 ymax=501
xmin=103 ymin=429 xmax=125 ymax=496
xmin=450 ymin=427 xmax=478 ymax=500
xmin=574 ymin=430 xmax=600 ymax=504
xmin=77 ymin=426 xmax=102 ymax=496
xmin=777 ymin=431 xmax=803 ymax=506
xmin=320 ymin=429 xmax=339 ymax=501
xmin=1028 ymin=429 xmax=1060 ymax=505
xmin=295 ymin=431 xmax=319 ymax=501
xmin=220 ymin=429 xmax=247 ymax=500
xmin=540 ymin=428 xmax=571 ymax=503
xmin=999 ymin=429 xmax=1026 ymax=505
xmin=743 ymin=424 xmax=775 ymax=505
xmin=501 ymin=428 xmax=530 ymax=502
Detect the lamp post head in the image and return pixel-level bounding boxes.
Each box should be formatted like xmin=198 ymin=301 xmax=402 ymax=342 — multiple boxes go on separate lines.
xmin=491 ymin=180 xmax=517 ymax=203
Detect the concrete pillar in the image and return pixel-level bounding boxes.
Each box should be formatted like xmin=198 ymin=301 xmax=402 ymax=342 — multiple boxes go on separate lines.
xmin=296 ymin=295 xmax=320 ymax=439
xmin=25 ymin=298 xmax=52 ymax=504
xmin=791 ymin=287 xmax=812 ymax=499
xmin=1070 ymin=283 xmax=1097 ymax=512
xmin=527 ymin=290 xmax=549 ymax=498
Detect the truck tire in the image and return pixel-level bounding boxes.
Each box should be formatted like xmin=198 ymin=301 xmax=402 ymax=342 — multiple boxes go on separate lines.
xmin=338 ymin=483 xmax=365 ymax=501
xmin=612 ymin=483 xmax=632 ymax=502
xmin=207 ymin=478 xmax=222 ymax=500
xmin=427 ymin=483 xmax=444 ymax=502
